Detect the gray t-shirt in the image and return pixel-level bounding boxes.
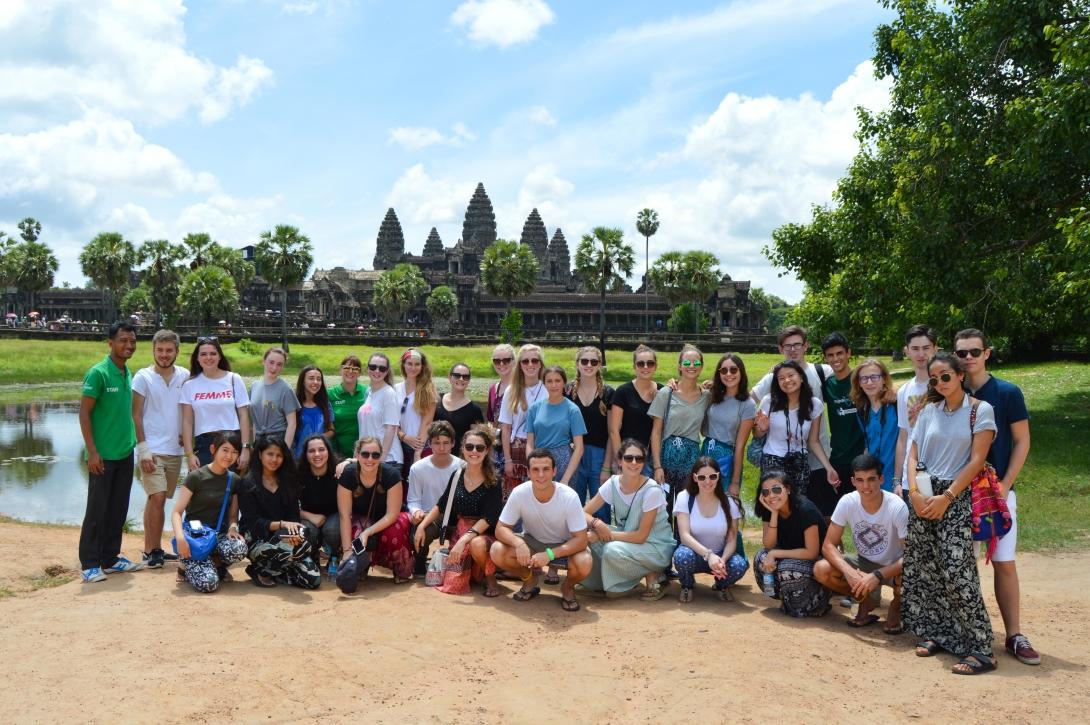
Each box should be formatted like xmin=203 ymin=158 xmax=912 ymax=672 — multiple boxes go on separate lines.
xmin=910 ymin=397 xmax=997 ymax=481
xmin=703 ymin=396 xmax=757 ymax=445
xmin=647 ymin=387 xmax=710 ymax=443
xmin=249 ymin=378 xmax=301 ymax=435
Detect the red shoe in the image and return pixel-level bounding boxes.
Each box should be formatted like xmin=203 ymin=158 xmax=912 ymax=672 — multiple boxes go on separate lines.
xmin=1005 ymin=634 xmax=1041 ymax=665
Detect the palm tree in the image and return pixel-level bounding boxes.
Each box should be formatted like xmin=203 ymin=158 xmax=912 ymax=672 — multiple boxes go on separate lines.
xmin=79 ymin=232 xmax=137 ymax=318
xmin=574 ymin=226 xmax=635 ymax=356
xmin=426 ymin=285 xmax=459 ymax=334
xmin=178 ymin=265 xmax=239 ymax=334
xmin=649 ymin=251 xmax=720 ymax=336
xmin=182 ymin=232 xmax=216 ymax=268
xmin=636 ymin=208 xmax=660 ymax=336
xmin=372 ymin=263 xmax=428 ymax=327
xmin=137 ymin=240 xmax=186 ymax=327
xmin=18 ymin=217 xmax=41 ymax=243
xmin=11 ymin=241 xmax=58 ymax=316
xmin=480 ymin=239 xmax=538 ymax=343
xmin=254 ymin=225 xmax=314 ymax=351
xmin=204 ymin=244 xmax=255 ymax=293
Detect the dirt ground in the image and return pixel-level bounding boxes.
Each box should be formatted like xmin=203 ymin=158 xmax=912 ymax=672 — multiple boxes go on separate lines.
xmin=1 ymin=520 xmax=1087 ymax=724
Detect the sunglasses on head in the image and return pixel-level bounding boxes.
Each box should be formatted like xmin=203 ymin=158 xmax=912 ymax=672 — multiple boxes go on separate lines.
xmin=929 ymin=372 xmax=955 ymax=385
xmin=695 ymin=472 xmax=720 ymax=482
xmin=357 ymin=450 xmax=382 ymax=460
xmin=197 ymin=336 xmax=218 ymax=344
xmin=955 ymin=348 xmax=984 ymax=359
xmin=759 ymin=485 xmax=784 ymax=497
xmin=680 ymin=359 xmax=703 ymax=368
xmin=462 ymin=442 xmax=488 ymax=453
xmin=718 ymin=366 xmax=740 ymax=375
xmin=635 ymin=359 xmax=656 ymax=369
xmin=492 ymin=357 xmax=513 ymax=365
xmin=450 ymin=372 xmax=471 ymax=381
xmin=578 ymin=358 xmax=600 ymax=367
xmin=367 ymin=363 xmax=388 ymax=372
xmin=621 ymin=453 xmax=645 ymax=463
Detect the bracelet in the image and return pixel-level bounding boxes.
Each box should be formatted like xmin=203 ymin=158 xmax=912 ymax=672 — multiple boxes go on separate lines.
xmin=768 ymin=524 xmax=777 ymax=529
xmin=600 ymin=467 xmax=611 ymax=474
xmin=545 ymin=547 xmax=556 ymax=562
xmin=466 ymin=530 xmax=479 ymax=537
xmin=943 ymin=489 xmax=956 ymax=501
xmin=228 ymin=523 xmax=239 ymax=531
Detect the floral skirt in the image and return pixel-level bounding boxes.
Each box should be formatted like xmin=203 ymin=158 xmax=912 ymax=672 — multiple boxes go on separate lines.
xmin=662 ymin=436 xmax=700 ymax=515
xmin=437 ymin=516 xmax=496 ymax=595
xmin=760 ymin=451 xmax=810 ymax=497
xmin=752 ymin=549 xmax=830 ymax=618
xmin=503 ymin=438 xmax=528 ymax=500
xmin=351 ymin=511 xmax=414 ymax=580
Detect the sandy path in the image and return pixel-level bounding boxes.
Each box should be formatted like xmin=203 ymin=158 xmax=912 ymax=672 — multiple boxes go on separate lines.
xmin=1 ymin=520 xmax=1087 ymax=723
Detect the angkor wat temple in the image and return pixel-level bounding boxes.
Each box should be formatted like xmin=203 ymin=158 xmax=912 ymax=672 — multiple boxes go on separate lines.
xmin=265 ymin=183 xmax=763 ymax=334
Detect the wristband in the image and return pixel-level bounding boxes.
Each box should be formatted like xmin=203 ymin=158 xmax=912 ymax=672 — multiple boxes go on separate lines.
xmin=943 ymin=489 xmax=956 ymax=501
xmin=135 ymin=441 xmax=153 ymax=461
xmin=545 ymin=547 xmax=556 ymax=562
xmin=892 ymin=477 xmax=902 ymax=485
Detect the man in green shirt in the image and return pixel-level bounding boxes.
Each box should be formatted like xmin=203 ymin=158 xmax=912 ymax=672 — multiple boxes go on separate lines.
xmin=78 ymin=321 xmax=145 ymax=582
xmin=814 ymin=332 xmax=865 ymax=518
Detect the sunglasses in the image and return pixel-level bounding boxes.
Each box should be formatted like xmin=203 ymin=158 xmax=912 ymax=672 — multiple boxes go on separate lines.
xmin=858 ymin=373 xmax=883 ymax=384
xmin=367 ymin=363 xmax=388 ymax=372
xmin=520 ymin=358 xmax=541 ymax=366
xmin=718 ymin=366 xmax=740 ymax=375
xmin=680 ymin=359 xmax=703 ymax=368
xmin=621 ymin=454 xmax=645 ymax=463
xmin=462 ymin=442 xmax=488 ymax=453
xmin=357 ymin=450 xmax=382 ymax=460
xmin=401 ymin=396 xmax=410 ymax=415
xmin=450 ymin=372 xmax=471 ymax=381
xmin=341 ymin=365 xmax=361 ymax=373
xmin=492 ymin=357 xmax=513 ymax=365
xmin=197 ymin=336 xmax=218 ymax=344
xmin=695 ymin=472 xmax=720 ymax=482
xmin=635 ymin=360 xmax=657 ymax=369
xmin=929 ymin=372 xmax=955 ymax=385
xmin=782 ymin=342 xmax=805 ymax=351
xmin=955 ymin=348 xmax=984 ymax=359
xmin=578 ymin=358 xmax=601 ymax=367
xmin=759 ymin=485 xmax=784 ymax=497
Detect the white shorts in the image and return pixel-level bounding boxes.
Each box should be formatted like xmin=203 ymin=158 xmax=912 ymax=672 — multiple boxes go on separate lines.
xmin=981 ymin=489 xmax=1017 ymax=562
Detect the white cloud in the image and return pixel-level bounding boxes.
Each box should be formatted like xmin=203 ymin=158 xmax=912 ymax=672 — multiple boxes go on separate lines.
xmin=515 ymin=163 xmax=573 ymax=226
xmin=101 ymin=203 xmax=166 ymax=242
xmin=450 ymin=0 xmax=555 ymax=49
xmin=387 ymin=123 xmax=477 ymax=151
xmin=386 ymin=164 xmax=476 ymax=227
xmin=174 ymin=193 xmax=284 ymax=248
xmin=199 ymin=55 xmax=275 ymax=123
xmin=282 ymin=1 xmax=319 ymax=14
xmin=527 ymin=105 xmax=557 ymax=126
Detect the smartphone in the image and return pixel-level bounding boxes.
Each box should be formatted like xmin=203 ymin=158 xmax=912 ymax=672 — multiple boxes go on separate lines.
xmin=279 ymin=533 xmax=298 ymax=539
xmin=189 ymin=520 xmax=204 ymax=531
xmin=351 ymin=536 xmax=367 ymax=556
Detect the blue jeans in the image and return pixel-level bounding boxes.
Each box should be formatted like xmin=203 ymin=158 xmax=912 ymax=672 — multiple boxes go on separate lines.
xmin=673 ymin=544 xmax=747 ymax=589
xmin=571 ymin=444 xmax=609 ymax=521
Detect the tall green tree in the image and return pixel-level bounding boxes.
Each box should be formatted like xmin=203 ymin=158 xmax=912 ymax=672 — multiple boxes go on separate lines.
xmin=254 ymin=225 xmax=314 ymax=351
xmin=749 ymin=287 xmax=793 ymax=332
xmin=636 ymin=208 xmax=660 ymax=336
xmin=426 ymin=285 xmax=459 ymax=333
xmin=17 ymin=217 xmax=41 ymax=243
xmin=480 ymin=239 xmax=538 ymax=343
xmin=79 ymin=232 xmax=137 ymax=317
xmin=182 ymin=232 xmax=216 ymax=267
xmin=10 ymin=241 xmax=58 ymax=315
xmin=137 ymin=239 xmax=186 ymax=327
xmin=178 ymin=265 xmax=239 ymax=334
xmin=120 ymin=285 xmax=153 ymax=317
xmin=0 ymin=231 xmax=13 ymax=291
xmin=648 ymin=250 xmax=720 ymax=335
xmin=574 ymin=226 xmax=635 ymax=355
xmin=203 ymin=244 xmax=255 ymax=293
xmin=767 ymin=1 xmax=1090 ymax=354
xmin=372 ymin=263 xmax=428 ymax=326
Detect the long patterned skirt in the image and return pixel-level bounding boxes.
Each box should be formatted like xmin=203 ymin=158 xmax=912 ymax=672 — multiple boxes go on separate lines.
xmin=503 ymin=438 xmax=528 ymax=500
xmin=760 ymin=451 xmax=810 ymax=497
xmin=247 ymin=530 xmax=321 ymax=590
xmin=752 ymin=549 xmax=830 ymax=618
xmin=661 ymin=435 xmax=700 ymax=516
xmin=351 ymin=511 xmax=414 ymax=580
xmin=436 ymin=516 xmax=497 ymax=595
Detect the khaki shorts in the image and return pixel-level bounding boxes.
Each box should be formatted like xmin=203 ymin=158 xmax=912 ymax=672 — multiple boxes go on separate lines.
xmin=516 ymin=532 xmax=564 ymax=555
xmin=139 ymin=454 xmax=182 ymax=497
xmin=844 ymin=553 xmax=897 ymax=605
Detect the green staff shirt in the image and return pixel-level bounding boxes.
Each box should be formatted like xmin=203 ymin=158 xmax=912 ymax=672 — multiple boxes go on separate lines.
xmin=824 ymin=374 xmax=864 ymax=466
xmin=329 ymin=383 xmax=367 ymax=458
xmin=82 ymin=354 xmax=137 ymax=460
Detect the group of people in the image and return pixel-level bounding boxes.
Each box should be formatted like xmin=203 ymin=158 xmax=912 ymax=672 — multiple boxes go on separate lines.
xmin=77 ymin=322 xmax=1036 ymax=677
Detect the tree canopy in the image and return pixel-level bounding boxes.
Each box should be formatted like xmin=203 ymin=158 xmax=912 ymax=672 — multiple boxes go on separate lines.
xmin=178 ymin=265 xmax=239 ymax=332
xmin=373 ymin=263 xmax=428 ymax=325
xmin=426 ymin=285 xmax=459 ymax=330
xmin=574 ymin=226 xmax=635 ymax=353
xmin=480 ymin=239 xmax=538 ymax=309
xmin=79 ymin=232 xmax=136 ymax=306
xmin=255 ymin=224 xmax=314 ymax=350
xmin=648 ymin=250 xmax=720 ymax=334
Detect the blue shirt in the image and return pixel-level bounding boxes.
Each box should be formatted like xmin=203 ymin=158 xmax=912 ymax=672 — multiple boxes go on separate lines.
xmin=858 ymin=402 xmax=898 ymax=491
xmin=971 ymin=375 xmax=1029 ymax=483
xmin=525 ymin=398 xmax=587 ymax=449
xmin=294 ymin=404 xmax=332 ymax=459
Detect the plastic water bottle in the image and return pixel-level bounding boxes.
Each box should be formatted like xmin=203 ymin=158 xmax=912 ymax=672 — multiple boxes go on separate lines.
xmin=328 ymin=556 xmax=339 ymax=581
xmin=761 ymin=571 xmax=776 ymax=597
xmin=915 ymin=462 xmax=933 ymax=497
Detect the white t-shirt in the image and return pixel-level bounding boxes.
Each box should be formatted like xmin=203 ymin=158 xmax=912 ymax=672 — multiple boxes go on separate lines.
xmin=406 ymin=456 xmax=463 ymax=514
xmin=759 ymin=396 xmax=824 ymax=458
xmin=752 ymin=362 xmax=832 ymax=469
xmin=896 ymin=376 xmax=930 ymax=480
xmin=180 ymin=372 xmax=250 ymax=437
xmin=599 ymin=476 xmax=667 ymax=512
xmin=497 ymin=381 xmax=545 ymax=441
xmin=132 ymin=365 xmax=189 ymax=455
xmin=830 ymin=491 xmax=909 ymax=567
xmin=674 ymin=490 xmax=741 ymax=553
xmin=357 ymin=384 xmax=403 ymax=464
xmin=394 ymin=381 xmax=423 ymax=439
xmin=499 ymin=481 xmax=587 ymax=544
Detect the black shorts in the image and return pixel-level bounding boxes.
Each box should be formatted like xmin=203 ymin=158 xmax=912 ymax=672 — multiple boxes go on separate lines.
xmin=807 ymin=463 xmax=856 ymax=517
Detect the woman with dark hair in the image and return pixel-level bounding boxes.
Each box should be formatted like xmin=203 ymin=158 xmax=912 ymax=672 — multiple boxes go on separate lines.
xmin=753 ymin=360 xmax=839 ymax=497
xmin=237 ymin=436 xmax=321 ymax=589
xmin=415 ymin=425 xmax=504 ymax=596
xmin=170 ymin=430 xmax=248 ymax=593
xmin=581 ymin=438 xmax=675 ymax=599
xmin=395 ymin=348 xmax=438 ymax=476
xmin=294 ymin=364 xmax=333 ymax=459
xmin=297 ymin=434 xmax=343 ymax=563
xmin=434 ymin=362 xmax=484 ymax=457
xmin=329 ymin=354 xmax=366 ymax=459
xmin=753 ymin=469 xmax=830 ymax=617
xmin=673 ymin=456 xmax=748 ymax=602
xmin=850 ymin=358 xmax=899 ymax=492
xmin=334 ymin=436 xmax=414 ymax=592
xmin=702 ymin=353 xmax=755 ymax=496
xmin=904 ymin=352 xmax=997 ymax=675
xmin=609 ymin=345 xmax=663 ymax=466
xmin=567 ymin=346 xmax=615 ymax=520
xmin=181 ymin=337 xmax=251 ymax=470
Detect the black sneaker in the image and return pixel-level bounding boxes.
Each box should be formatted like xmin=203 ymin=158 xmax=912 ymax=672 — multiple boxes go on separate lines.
xmin=162 ymin=551 xmax=179 ymax=561
xmin=143 ymin=549 xmax=165 ymax=569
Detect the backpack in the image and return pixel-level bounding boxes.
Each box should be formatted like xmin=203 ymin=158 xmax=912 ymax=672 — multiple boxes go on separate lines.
xmin=968 ymin=402 xmax=1013 ymax=564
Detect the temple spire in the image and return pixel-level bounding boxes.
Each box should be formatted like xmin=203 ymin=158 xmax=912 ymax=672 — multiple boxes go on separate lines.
xmin=423 ymin=227 xmax=443 ymax=256
xmin=520 ymin=208 xmax=549 ymax=279
xmin=373 ymin=208 xmax=405 ymax=270
xmin=461 ymin=182 xmax=496 ymax=252
xmin=547 ymin=228 xmax=571 ymax=285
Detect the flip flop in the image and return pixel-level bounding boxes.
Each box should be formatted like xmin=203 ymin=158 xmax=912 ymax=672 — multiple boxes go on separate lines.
xmin=915 ymin=640 xmax=942 ymax=657
xmin=561 ymin=595 xmax=580 ymax=612
xmin=883 ymin=622 xmax=905 ymax=635
xmin=952 ymin=654 xmax=996 ymax=675
xmin=543 ymin=572 xmax=561 ymax=585
xmin=512 ymin=586 xmax=541 ymax=602
xmin=482 ymin=586 xmax=501 ymax=598
xmin=847 ymin=614 xmax=880 ymax=628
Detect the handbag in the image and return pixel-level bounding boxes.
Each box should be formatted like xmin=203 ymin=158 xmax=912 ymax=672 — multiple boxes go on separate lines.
xmin=425 ymin=466 xmax=463 ymax=587
xmin=746 ymin=431 xmax=766 ymax=467
xmin=968 ymin=402 xmax=1013 ymax=564
xmin=172 ymin=471 xmax=235 ymax=561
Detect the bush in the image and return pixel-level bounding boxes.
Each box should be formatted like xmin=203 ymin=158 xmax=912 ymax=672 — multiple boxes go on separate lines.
xmin=500 ymin=309 xmax=523 ymax=346
xmin=238 ymin=337 xmax=261 ymax=356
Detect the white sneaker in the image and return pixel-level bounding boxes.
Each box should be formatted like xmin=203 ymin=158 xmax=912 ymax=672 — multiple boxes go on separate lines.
xmin=104 ymin=557 xmax=146 ymax=573
xmin=81 ymin=567 xmax=107 ymax=583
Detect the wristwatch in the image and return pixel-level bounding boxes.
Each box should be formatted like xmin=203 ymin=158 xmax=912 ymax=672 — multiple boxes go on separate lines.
xmin=872 ymin=570 xmax=885 ymax=585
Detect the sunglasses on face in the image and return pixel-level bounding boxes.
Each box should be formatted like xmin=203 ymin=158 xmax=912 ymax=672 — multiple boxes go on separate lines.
xmin=680 ymin=359 xmax=703 ymax=368
xmin=450 ymin=372 xmax=471 ymax=381
xmin=578 ymin=358 xmax=601 ymax=367
xmin=358 ymin=450 xmax=382 ymax=460
xmin=462 ymin=442 xmax=488 ymax=453
xmin=368 ymin=363 xmax=388 ymax=372
xmin=520 ymin=358 xmax=541 ymax=366
xmin=695 ymin=472 xmax=720 ymax=482
xmin=955 ymin=348 xmax=984 ymax=359
xmin=621 ymin=453 xmax=645 ymax=463
xmin=635 ymin=360 xmax=656 ymax=369
xmin=341 ymin=365 xmax=361 ymax=373
xmin=718 ymin=366 xmax=740 ymax=375
xmin=859 ymin=373 xmax=883 ymax=384
xmin=759 ymin=485 xmax=784 ymax=497
xmin=492 ymin=357 xmax=513 ymax=365
xmin=929 ymin=372 xmax=955 ymax=385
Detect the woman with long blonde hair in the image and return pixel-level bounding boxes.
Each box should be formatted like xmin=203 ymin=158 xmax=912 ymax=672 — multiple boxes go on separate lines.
xmin=395 ymin=348 xmax=438 ymax=477
xmin=497 ymin=343 xmax=545 ymax=498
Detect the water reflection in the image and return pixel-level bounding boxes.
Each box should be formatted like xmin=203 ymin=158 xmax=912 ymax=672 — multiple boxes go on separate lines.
xmin=0 ymin=402 xmax=175 ymax=527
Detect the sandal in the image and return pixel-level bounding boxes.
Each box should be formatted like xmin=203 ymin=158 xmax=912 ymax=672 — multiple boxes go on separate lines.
xmin=717 ymin=588 xmax=735 ymax=602
xmin=561 ymin=595 xmax=580 ymax=612
xmin=175 ymin=567 xmax=186 ymax=583
xmin=482 ymin=585 xmax=501 ymax=598
xmin=512 ymin=586 xmax=540 ymax=602
xmin=883 ymin=622 xmax=905 ymax=635
xmin=952 ymin=654 xmax=996 ymax=675
xmin=915 ymin=640 xmax=942 ymax=657
xmin=679 ymin=587 xmax=693 ymax=604
xmin=847 ymin=614 xmax=880 ymax=628
xmin=543 ymin=572 xmax=561 ymax=585
xmin=245 ymin=564 xmax=277 ymax=588
xmin=641 ymin=581 xmax=667 ymax=601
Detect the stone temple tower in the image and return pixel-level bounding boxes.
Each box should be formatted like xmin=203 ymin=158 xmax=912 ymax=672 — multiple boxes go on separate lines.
xmin=423 ymin=227 xmax=443 ymax=256
xmin=373 ymin=208 xmax=405 ymax=270
xmin=547 ymin=228 xmax=572 ymax=286
xmin=461 ymin=183 xmax=497 ymax=252
xmin=519 ymin=208 xmax=549 ymax=280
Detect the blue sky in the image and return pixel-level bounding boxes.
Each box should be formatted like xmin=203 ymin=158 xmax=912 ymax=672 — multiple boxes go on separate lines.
xmin=0 ymin=0 xmax=895 ymax=302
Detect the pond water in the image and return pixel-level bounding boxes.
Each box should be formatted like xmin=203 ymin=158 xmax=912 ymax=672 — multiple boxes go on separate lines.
xmin=0 ymin=402 xmax=177 ymax=527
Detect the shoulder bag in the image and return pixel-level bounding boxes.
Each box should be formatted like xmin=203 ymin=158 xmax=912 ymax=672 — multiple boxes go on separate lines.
xmin=172 ymin=471 xmax=235 ymax=561
xmin=425 ymin=465 xmax=464 ymax=586
xmin=968 ymin=401 xmax=1012 ymax=564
